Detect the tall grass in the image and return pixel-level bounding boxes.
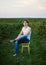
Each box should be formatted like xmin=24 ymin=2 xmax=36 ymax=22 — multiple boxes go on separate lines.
xmin=0 ymin=18 xmax=46 ymax=65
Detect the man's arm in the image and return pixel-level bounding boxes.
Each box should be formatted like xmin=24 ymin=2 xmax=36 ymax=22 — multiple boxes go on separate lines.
xmin=25 ymin=28 xmax=31 ymax=35
xmin=10 ymin=28 xmax=23 ymax=42
xmin=16 ymin=30 xmax=23 ymax=39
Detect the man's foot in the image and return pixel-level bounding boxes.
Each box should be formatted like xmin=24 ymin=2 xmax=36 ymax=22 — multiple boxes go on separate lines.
xmin=13 ymin=54 xmax=17 ymax=56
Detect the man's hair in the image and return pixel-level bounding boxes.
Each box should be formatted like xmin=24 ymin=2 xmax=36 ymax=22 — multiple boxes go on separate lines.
xmin=24 ymin=20 xmax=29 ymax=24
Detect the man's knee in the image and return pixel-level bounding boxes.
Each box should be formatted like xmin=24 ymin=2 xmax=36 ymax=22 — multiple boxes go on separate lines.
xmin=15 ymin=40 xmax=18 ymax=44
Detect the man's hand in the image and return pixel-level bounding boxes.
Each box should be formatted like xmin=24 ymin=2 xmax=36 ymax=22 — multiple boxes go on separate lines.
xmin=10 ymin=37 xmax=20 ymax=43
xmin=10 ymin=39 xmax=14 ymax=43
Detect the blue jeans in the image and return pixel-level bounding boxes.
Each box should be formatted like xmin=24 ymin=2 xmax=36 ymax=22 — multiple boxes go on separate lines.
xmin=14 ymin=35 xmax=30 ymax=54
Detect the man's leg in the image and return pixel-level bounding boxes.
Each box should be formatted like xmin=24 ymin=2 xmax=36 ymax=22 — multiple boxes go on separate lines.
xmin=18 ymin=35 xmax=29 ymax=43
xmin=15 ymin=40 xmax=19 ymax=54
xmin=14 ymin=35 xmax=29 ymax=55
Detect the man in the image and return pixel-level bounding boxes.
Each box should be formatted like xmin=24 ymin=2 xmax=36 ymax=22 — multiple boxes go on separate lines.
xmin=10 ymin=20 xmax=31 ymax=56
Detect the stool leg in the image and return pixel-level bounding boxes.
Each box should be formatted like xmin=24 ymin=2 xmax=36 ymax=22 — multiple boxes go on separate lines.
xmin=21 ymin=46 xmax=23 ymax=53
xmin=28 ymin=46 xmax=30 ymax=55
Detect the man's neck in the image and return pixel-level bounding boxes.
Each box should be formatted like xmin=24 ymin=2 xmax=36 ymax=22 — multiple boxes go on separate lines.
xmin=24 ymin=26 xmax=28 ymax=28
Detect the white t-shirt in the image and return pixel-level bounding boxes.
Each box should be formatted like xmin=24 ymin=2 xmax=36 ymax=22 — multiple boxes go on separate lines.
xmin=21 ymin=26 xmax=31 ymax=40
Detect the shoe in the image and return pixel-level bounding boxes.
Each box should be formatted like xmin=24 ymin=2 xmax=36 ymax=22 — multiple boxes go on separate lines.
xmin=13 ymin=54 xmax=17 ymax=56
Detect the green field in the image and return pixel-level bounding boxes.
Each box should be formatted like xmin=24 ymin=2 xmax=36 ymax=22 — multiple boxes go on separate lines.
xmin=0 ymin=18 xmax=46 ymax=65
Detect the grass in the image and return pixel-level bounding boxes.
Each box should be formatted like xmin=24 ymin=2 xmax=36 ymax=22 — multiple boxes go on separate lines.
xmin=0 ymin=18 xmax=46 ymax=65
xmin=0 ymin=29 xmax=46 ymax=65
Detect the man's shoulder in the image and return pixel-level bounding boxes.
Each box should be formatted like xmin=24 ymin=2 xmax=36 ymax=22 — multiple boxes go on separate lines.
xmin=22 ymin=26 xmax=31 ymax=30
xmin=22 ymin=27 xmax=25 ymax=31
xmin=22 ymin=27 xmax=24 ymax=29
xmin=28 ymin=26 xmax=31 ymax=30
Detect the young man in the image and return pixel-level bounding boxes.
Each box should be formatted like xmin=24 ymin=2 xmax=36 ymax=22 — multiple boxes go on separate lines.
xmin=10 ymin=20 xmax=31 ymax=56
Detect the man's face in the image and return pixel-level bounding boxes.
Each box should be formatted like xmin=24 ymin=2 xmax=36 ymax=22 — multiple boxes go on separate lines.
xmin=23 ymin=21 xmax=28 ymax=26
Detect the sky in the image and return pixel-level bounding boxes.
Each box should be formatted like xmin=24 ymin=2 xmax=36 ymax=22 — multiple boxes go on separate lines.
xmin=0 ymin=0 xmax=46 ymax=18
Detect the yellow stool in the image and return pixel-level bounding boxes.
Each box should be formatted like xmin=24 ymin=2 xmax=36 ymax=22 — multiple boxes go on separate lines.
xmin=21 ymin=42 xmax=30 ymax=54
